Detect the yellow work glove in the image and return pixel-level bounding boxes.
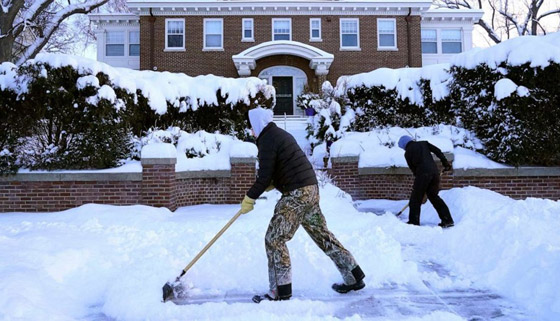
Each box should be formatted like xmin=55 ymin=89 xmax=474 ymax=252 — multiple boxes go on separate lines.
xmin=265 ymin=184 xmax=275 ymax=192
xmin=240 ymin=195 xmax=255 ymax=214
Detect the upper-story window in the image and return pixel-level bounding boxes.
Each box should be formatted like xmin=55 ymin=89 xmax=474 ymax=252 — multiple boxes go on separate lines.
xmin=340 ymin=18 xmax=359 ymax=50
xmin=106 ymin=31 xmax=125 ymax=56
xmin=377 ymin=18 xmax=397 ymax=50
xmin=204 ymin=18 xmax=223 ymax=50
xmin=272 ymin=18 xmax=291 ymax=41
xmin=242 ymin=18 xmax=254 ymax=42
xmin=421 ymin=29 xmax=437 ymax=54
xmin=129 ymin=31 xmax=140 ymax=56
xmin=310 ymin=18 xmax=321 ymax=41
xmin=442 ymin=29 xmax=462 ymax=53
xmin=166 ymin=19 xmax=185 ymax=50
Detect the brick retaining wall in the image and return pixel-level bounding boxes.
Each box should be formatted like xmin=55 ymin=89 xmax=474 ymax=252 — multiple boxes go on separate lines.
xmin=331 ymin=156 xmax=560 ymax=201
xmin=0 ymin=156 xmax=256 ymax=213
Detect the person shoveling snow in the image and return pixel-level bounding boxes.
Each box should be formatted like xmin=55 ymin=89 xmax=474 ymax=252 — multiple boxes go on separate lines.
xmin=241 ymin=107 xmax=366 ymax=303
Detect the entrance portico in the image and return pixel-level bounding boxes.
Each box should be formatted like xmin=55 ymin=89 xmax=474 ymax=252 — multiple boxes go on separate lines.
xmin=232 ymin=41 xmax=334 ymax=115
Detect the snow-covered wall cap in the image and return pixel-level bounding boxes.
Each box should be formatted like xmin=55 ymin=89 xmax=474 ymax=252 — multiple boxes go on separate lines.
xmin=229 ymin=141 xmax=258 ymax=158
xmin=141 ymin=143 xmax=177 ymax=159
xmin=452 ymin=32 xmax=560 ymax=69
xmin=330 ymin=140 xmax=362 ymax=158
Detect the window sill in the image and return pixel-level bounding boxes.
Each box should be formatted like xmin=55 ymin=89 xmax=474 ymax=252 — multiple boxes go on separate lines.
xmin=164 ymin=48 xmax=186 ymax=52
xmin=203 ymin=48 xmax=224 ymax=51
xmin=241 ymin=39 xmax=255 ymax=42
xmin=377 ymin=47 xmax=399 ymax=51
xmin=340 ymin=47 xmax=361 ymax=51
xmin=309 ymin=39 xmax=323 ymax=42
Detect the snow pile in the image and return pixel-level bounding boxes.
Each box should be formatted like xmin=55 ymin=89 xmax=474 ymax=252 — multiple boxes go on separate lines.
xmin=138 ymin=128 xmax=257 ymax=171
xmin=317 ymin=125 xmax=508 ymax=169
xmin=336 ymin=63 xmax=451 ymax=106
xmin=4 ymin=53 xmax=274 ymax=115
xmin=0 ymin=184 xmax=558 ymax=320
xmin=453 ymin=32 xmax=560 ymax=69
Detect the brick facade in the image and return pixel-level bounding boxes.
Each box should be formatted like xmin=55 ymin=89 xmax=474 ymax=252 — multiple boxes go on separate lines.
xmin=140 ymin=15 xmax=422 ymax=86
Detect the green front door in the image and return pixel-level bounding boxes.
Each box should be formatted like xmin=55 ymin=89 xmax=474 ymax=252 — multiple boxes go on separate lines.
xmin=272 ymin=76 xmax=293 ymax=115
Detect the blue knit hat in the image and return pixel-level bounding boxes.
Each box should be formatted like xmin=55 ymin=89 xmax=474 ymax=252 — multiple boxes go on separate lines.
xmin=398 ymin=135 xmax=413 ymax=150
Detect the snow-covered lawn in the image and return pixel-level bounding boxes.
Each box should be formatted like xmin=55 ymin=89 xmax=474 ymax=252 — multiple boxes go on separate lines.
xmin=0 ymin=183 xmax=558 ymax=321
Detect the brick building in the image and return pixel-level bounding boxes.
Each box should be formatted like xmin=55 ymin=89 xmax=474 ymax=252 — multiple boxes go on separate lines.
xmin=90 ymin=1 xmax=483 ymax=116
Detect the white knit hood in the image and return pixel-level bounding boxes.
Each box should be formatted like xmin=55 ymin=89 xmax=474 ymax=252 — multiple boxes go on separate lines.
xmin=248 ymin=107 xmax=273 ymax=137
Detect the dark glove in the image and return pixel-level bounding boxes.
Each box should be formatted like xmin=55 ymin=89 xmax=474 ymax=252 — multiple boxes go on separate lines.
xmin=443 ymin=162 xmax=452 ymax=172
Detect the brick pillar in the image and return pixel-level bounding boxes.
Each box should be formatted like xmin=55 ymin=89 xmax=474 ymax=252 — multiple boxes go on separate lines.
xmin=141 ymin=144 xmax=177 ymax=211
xmin=229 ymin=157 xmax=257 ymax=203
xmin=331 ymin=156 xmax=360 ymax=199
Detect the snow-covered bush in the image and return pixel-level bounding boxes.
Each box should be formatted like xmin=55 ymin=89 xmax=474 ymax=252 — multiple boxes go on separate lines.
xmin=14 ymin=63 xmax=133 ymax=170
xmin=305 ymin=82 xmax=352 ymax=152
xmin=1 ymin=63 xmax=34 ymax=174
xmin=0 ymin=54 xmax=274 ymax=173
xmin=295 ymin=90 xmax=321 ymax=112
xmin=450 ymin=32 xmax=560 ymax=166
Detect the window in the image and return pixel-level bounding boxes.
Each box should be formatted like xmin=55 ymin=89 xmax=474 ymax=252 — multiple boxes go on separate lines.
xmin=106 ymin=31 xmax=124 ymax=56
xmin=242 ymin=18 xmax=254 ymax=41
xmin=377 ymin=18 xmax=397 ymax=49
xmin=340 ymin=18 xmax=359 ymax=49
xmin=442 ymin=29 xmax=462 ymax=53
xmin=204 ymin=19 xmax=223 ymax=49
xmin=421 ymin=29 xmax=437 ymax=54
xmin=129 ymin=31 xmax=140 ymax=56
xmin=310 ymin=18 xmax=321 ymax=41
xmin=166 ymin=19 xmax=185 ymax=50
xmin=272 ymin=19 xmax=291 ymax=41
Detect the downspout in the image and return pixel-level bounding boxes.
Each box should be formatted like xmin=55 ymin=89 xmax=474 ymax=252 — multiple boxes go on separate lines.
xmin=405 ymin=8 xmax=413 ymax=67
xmin=149 ymin=8 xmax=156 ymax=70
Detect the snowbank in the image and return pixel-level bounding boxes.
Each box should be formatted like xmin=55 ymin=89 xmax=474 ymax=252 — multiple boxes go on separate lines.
xmin=0 ymin=184 xmax=558 ymax=320
xmin=453 ymin=32 xmax=560 ymax=69
xmin=336 ymin=64 xmax=451 ymax=106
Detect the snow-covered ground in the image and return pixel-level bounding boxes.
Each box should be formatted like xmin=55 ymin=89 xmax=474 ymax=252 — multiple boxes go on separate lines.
xmin=1 ymin=182 xmax=558 ymax=321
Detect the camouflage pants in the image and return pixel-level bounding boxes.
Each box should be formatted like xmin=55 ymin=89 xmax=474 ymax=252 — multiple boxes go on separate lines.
xmin=265 ymin=184 xmax=359 ymax=293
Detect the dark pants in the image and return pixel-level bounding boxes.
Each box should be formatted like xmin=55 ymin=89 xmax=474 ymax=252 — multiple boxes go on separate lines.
xmin=408 ymin=172 xmax=453 ymax=225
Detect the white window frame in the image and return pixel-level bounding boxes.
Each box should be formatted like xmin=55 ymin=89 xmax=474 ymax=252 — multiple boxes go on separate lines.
xmin=339 ymin=18 xmax=360 ymax=50
xmin=165 ymin=18 xmax=185 ymax=51
xmin=128 ymin=30 xmax=140 ymax=57
xmin=421 ymin=28 xmax=438 ymax=54
xmin=272 ymin=18 xmax=292 ymax=41
xmin=105 ymin=31 xmax=125 ymax=57
xmin=203 ymin=18 xmax=224 ymax=50
xmin=242 ymin=18 xmax=254 ymax=42
xmin=309 ymin=18 xmax=322 ymax=42
xmin=441 ymin=28 xmax=463 ymax=54
xmin=377 ymin=18 xmax=397 ymax=51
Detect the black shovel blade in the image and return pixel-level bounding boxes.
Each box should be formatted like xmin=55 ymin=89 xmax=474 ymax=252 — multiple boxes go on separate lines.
xmin=162 ymin=282 xmax=175 ymax=302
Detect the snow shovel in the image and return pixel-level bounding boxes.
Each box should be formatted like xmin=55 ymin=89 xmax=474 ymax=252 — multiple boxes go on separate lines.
xmin=162 ymin=210 xmax=243 ymax=303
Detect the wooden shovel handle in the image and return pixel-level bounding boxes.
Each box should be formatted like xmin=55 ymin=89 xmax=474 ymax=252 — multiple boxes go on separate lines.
xmin=178 ymin=210 xmax=243 ymax=278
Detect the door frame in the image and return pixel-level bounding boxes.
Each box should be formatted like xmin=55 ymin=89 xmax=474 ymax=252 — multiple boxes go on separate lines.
xmin=258 ymin=66 xmax=307 ymax=116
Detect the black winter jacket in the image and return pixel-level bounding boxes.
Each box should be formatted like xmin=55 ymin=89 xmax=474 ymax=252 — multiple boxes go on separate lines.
xmin=247 ymin=122 xmax=317 ymax=199
xmin=404 ymin=141 xmax=449 ymax=176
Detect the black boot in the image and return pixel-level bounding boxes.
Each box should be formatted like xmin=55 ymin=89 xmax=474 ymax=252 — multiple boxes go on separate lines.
xmin=332 ymin=266 xmax=366 ymax=294
xmin=438 ymin=221 xmax=454 ymax=228
xmin=252 ymin=284 xmax=291 ymax=303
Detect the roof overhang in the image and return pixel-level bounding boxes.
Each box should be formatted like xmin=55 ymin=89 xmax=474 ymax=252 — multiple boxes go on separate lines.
xmin=232 ymin=41 xmax=334 ymax=76
xmin=421 ymin=8 xmax=484 ymax=22
xmin=126 ymin=0 xmax=432 ymax=16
